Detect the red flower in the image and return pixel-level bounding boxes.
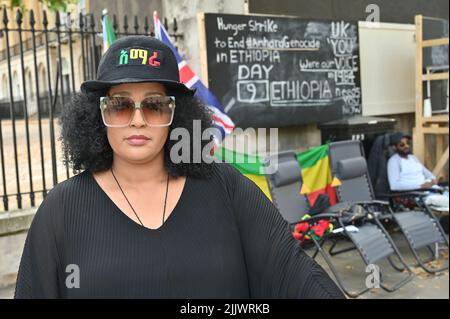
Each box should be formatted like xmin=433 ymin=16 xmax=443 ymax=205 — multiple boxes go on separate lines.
xmin=292 ymin=232 xmax=302 ymax=240
xmin=318 ymin=220 xmax=330 ymax=229
xmin=311 ymin=220 xmax=330 ymax=237
xmin=295 ymin=222 xmax=309 ymax=233
xmin=292 ymin=219 xmax=331 ymax=241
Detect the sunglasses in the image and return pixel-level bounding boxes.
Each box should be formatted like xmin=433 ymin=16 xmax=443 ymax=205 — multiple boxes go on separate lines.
xmin=99 ymin=95 xmax=176 ymax=127
xmin=398 ymin=141 xmax=410 ymax=148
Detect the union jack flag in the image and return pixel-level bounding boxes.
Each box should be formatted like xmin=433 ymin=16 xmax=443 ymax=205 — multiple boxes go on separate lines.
xmin=153 ymin=12 xmax=235 ymax=141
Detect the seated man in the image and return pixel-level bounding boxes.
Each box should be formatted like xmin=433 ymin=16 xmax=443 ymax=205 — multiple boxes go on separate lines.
xmin=387 ymin=132 xmax=448 ymax=212
xmin=387 ymin=132 xmax=437 ymax=191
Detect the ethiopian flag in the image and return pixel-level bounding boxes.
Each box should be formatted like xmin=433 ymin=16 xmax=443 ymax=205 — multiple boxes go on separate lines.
xmin=102 ymin=13 xmax=116 ymax=53
xmin=296 ymin=144 xmax=338 ymax=206
xmin=214 ymin=147 xmax=272 ymax=201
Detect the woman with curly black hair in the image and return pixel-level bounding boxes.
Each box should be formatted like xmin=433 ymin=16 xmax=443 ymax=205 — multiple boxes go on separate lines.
xmin=14 ymin=36 xmax=344 ymax=299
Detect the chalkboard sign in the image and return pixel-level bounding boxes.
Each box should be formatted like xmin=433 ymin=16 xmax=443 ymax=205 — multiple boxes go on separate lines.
xmin=202 ymin=13 xmax=361 ymax=128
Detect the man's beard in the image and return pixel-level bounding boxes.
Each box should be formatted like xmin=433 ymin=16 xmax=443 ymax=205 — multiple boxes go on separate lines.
xmin=398 ymin=149 xmax=411 ymax=157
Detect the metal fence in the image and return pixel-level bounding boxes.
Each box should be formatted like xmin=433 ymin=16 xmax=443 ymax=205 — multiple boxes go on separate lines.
xmin=0 ymin=8 xmax=181 ymax=211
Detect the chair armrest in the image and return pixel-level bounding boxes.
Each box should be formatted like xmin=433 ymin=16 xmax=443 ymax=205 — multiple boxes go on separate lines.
xmin=346 ymin=200 xmax=390 ymax=207
xmin=290 ymin=213 xmax=340 ymax=225
xmin=323 ymin=202 xmax=354 ymax=214
xmin=391 ymin=187 xmax=444 ymax=195
xmin=438 ymin=181 xmax=448 ymax=187
xmin=380 ymin=192 xmax=423 ymax=198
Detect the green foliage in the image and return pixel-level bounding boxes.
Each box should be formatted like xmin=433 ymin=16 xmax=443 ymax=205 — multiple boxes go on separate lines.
xmin=6 ymin=0 xmax=79 ymax=12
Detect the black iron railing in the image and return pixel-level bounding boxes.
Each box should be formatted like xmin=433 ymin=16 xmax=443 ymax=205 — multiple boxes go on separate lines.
xmin=0 ymin=8 xmax=181 ymax=211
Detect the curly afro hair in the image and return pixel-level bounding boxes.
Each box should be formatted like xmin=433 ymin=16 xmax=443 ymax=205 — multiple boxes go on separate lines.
xmin=59 ymin=90 xmax=215 ymax=178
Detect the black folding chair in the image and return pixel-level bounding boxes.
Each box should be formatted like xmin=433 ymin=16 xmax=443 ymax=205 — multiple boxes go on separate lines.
xmin=368 ymin=133 xmax=448 ymax=213
xmin=329 ymin=140 xmax=449 ymax=274
xmin=265 ymin=151 xmax=414 ymax=298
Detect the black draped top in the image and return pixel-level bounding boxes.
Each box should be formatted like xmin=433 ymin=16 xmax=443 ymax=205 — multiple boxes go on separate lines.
xmin=14 ymin=163 xmax=344 ymax=299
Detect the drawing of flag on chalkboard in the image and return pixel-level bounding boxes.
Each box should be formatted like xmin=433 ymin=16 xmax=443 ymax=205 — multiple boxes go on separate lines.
xmin=153 ymin=12 xmax=235 ymax=141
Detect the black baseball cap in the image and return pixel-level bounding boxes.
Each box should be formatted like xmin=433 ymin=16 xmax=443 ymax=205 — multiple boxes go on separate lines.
xmin=390 ymin=132 xmax=412 ymax=145
xmin=80 ymin=36 xmax=195 ymax=96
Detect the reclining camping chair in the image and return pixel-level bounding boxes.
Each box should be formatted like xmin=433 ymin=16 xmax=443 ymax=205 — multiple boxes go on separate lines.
xmin=329 ymin=140 xmax=449 ymax=274
xmin=265 ymin=151 xmax=413 ymax=298
xmin=367 ymin=133 xmax=392 ymax=201
xmin=368 ymin=133 xmax=448 ymax=212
